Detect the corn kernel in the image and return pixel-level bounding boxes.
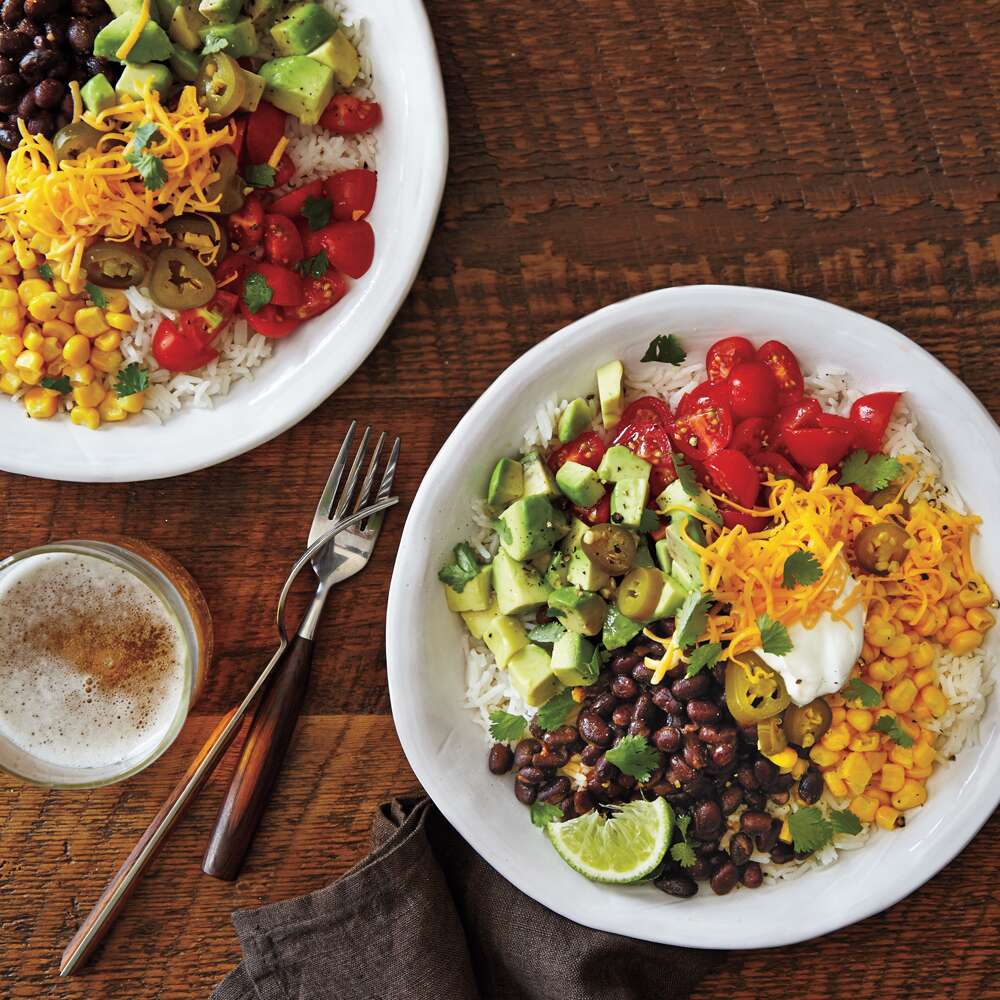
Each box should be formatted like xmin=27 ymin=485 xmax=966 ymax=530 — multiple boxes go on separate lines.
xmin=0 ymin=288 xmax=18 ymax=309
xmin=948 ymin=630 xmax=984 ymax=656
xmin=849 ymin=795 xmax=879 ymax=823
xmin=880 ymin=762 xmax=906 ymax=792
xmin=15 ymin=348 xmax=43 ymax=374
xmin=74 ymin=306 xmax=107 ymax=337
xmin=27 ymin=291 xmax=62 ymax=322
xmin=72 ymin=382 xmax=104 ymax=407
xmin=948 ymin=595 xmax=965 ymax=618
xmin=883 ymin=633 xmax=912 ymax=659
xmin=865 ymin=750 xmax=888 ymax=772
xmin=868 ymin=658 xmax=899 ymax=682
xmin=940 ymin=616 xmax=969 ymax=642
xmin=23 ymin=386 xmax=58 ymax=418
xmin=865 ymin=618 xmax=895 ymax=648
xmin=90 ymin=348 xmax=122 ymax=374
xmin=809 ymin=744 xmax=843 ymax=768
xmin=119 ymin=390 xmax=144 ymax=414
xmin=42 ymin=319 xmax=75 ymax=343
xmin=58 ymin=300 xmax=82 ymax=324
xmin=17 ymin=278 xmax=48 ymax=304
xmin=840 ymin=751 xmax=872 ymax=796
xmin=18 ymin=367 xmax=41 ymax=385
xmin=958 ymin=580 xmax=993 ymax=609
xmin=912 ymin=667 xmax=936 ymax=689
xmin=62 ymin=334 xmax=90 ymax=367
xmin=93 ymin=330 xmax=121 ymax=352
xmin=966 ymin=608 xmax=994 ymax=632
xmin=98 ymin=393 xmax=127 ymax=421
xmin=65 ymin=363 xmax=94 ymax=387
xmin=875 ymin=805 xmax=902 ymax=830
xmin=821 ymin=722 xmax=851 ymax=752
xmin=846 ymin=708 xmax=873 ymax=733
xmin=106 ymin=310 xmax=135 ymax=332
xmin=70 ymin=404 xmax=100 ymax=429
xmin=0 ymin=331 xmax=22 ymax=355
xmin=916 ymin=684 xmax=948 ymax=718
xmin=912 ymin=742 xmax=935 ymax=769
xmin=790 ymin=757 xmax=809 ymax=779
xmin=891 ymin=779 xmax=927 ymax=811
xmin=830 ymin=706 xmax=847 ymax=725
xmin=906 ymin=765 xmax=933 ymax=779
xmin=914 ymin=611 xmax=939 ymax=637
xmin=889 ymin=744 xmax=913 ymax=768
xmin=886 ymin=678 xmax=918 ymax=714
xmin=14 ymin=246 xmax=37 ymax=269
xmin=0 ymin=370 xmax=21 ymax=394
xmin=823 ymin=771 xmax=849 ymax=798
xmin=102 ymin=291 xmax=129 ymax=312
xmin=868 ymin=786 xmax=891 ymax=805
xmin=861 ymin=640 xmax=877 ymax=664
xmin=22 ymin=329 xmax=42 ymax=351
xmin=39 ymin=336 xmax=59 ymax=362
xmin=849 ymin=732 xmax=880 ymax=752
xmin=0 ymin=306 xmax=23 ymax=335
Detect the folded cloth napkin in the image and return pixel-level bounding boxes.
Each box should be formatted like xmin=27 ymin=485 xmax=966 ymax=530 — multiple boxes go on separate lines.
xmin=212 ymin=797 xmax=718 ymax=1000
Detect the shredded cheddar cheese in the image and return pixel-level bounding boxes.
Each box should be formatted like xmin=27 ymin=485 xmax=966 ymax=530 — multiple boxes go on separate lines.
xmin=267 ymin=135 xmax=289 ymax=169
xmin=116 ymin=0 xmax=151 ymax=62
xmin=69 ymin=80 xmax=83 ymax=123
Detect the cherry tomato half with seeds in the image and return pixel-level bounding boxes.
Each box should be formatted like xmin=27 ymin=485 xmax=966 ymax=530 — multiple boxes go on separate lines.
xmin=619 ymin=395 xmax=672 ymax=427
xmin=703 ymin=448 xmax=761 ymax=507
xmin=268 ymin=179 xmax=325 ymax=218
xmin=706 ymin=335 xmax=755 ymax=384
xmin=727 ymin=361 xmax=780 ymax=420
xmin=676 ymin=380 xmax=728 ymax=418
xmin=246 ymin=260 xmax=303 ymax=307
xmin=783 ymin=426 xmax=854 ymax=469
xmin=550 ymin=430 xmax=606 ymax=472
xmin=239 ymin=300 xmax=299 ymax=338
xmin=319 ymin=94 xmax=382 ymax=135
xmin=326 ymin=168 xmax=377 ymax=221
xmin=263 ymin=214 xmax=305 ymax=268
xmin=273 ymin=152 xmax=295 ymax=188
xmin=850 ymin=391 xmax=901 ymax=453
xmin=245 ymin=100 xmax=287 ymax=165
xmin=303 ymin=220 xmax=375 ymax=279
xmin=757 ymin=339 xmax=804 ymax=406
xmin=227 ymin=193 xmax=265 ymax=250
xmin=152 ymin=317 xmax=218 ymax=371
xmin=752 ymin=450 xmax=803 ymax=484
xmin=731 ymin=416 xmax=774 ymax=455
xmin=671 ymin=396 xmax=732 ymax=462
xmin=776 ymin=396 xmax=821 ymax=433
xmin=291 ymin=272 xmax=348 ymax=320
xmin=213 ymin=252 xmax=254 ymax=295
xmin=178 ymin=288 xmax=238 ymax=347
xmin=573 ymin=493 xmax=611 ymax=526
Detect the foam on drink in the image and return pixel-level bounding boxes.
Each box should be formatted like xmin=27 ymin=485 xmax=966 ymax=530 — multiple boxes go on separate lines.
xmin=0 ymin=551 xmax=187 ymax=770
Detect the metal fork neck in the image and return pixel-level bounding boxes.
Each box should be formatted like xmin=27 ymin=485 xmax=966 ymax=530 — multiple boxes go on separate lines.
xmin=296 ymin=581 xmax=331 ymax=641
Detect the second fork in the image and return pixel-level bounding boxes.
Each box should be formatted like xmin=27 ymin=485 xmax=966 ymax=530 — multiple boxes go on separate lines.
xmin=201 ymin=423 xmax=400 ymax=881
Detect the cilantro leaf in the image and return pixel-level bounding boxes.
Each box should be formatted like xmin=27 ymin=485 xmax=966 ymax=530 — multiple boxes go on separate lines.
xmin=757 ymin=613 xmax=793 ymax=656
xmin=641 ymin=334 xmax=686 ymax=365
xmin=602 ymin=604 xmax=644 ymax=650
xmin=37 ymin=262 xmax=53 ymax=280
xmin=113 ymin=363 xmax=148 ymax=399
xmin=201 ymin=34 xmax=229 ymax=54
xmin=830 ymin=809 xmax=863 ymax=838
xmin=674 ymin=591 xmax=713 ymax=649
xmin=488 ymin=709 xmax=527 ymax=743
xmin=437 ymin=542 xmax=481 ymax=593
xmin=637 ymin=509 xmax=660 ymax=534
xmin=782 ymin=551 xmax=822 ymax=589
xmin=788 ymin=806 xmax=832 ymax=854
xmin=671 ymin=450 xmax=699 ymax=498
xmin=297 ymin=251 xmax=330 ymax=279
xmin=604 ymin=734 xmax=660 ymax=780
xmin=843 ymin=677 xmax=881 ymax=708
xmin=85 ymin=283 xmax=107 ymax=309
xmin=124 ymin=123 xmax=165 ymax=190
xmin=132 ymin=121 xmax=159 ymax=148
xmin=302 ymin=195 xmax=332 ymax=230
xmin=670 ymin=840 xmax=697 ymax=868
xmin=685 ymin=641 xmax=722 ymax=678
xmin=839 ymin=449 xmax=903 ymax=492
xmin=580 ymin=646 xmax=601 ymax=684
xmin=527 ymin=621 xmax=566 ymax=644
xmin=875 ymin=714 xmax=914 ymax=747
xmin=530 ymin=801 xmax=563 ymax=827
xmin=535 ymin=688 xmax=577 ymax=731
xmin=244 ymin=163 xmax=276 ymax=188
xmin=242 ymin=271 xmax=273 ymax=315
xmin=40 ymin=375 xmax=70 ymax=393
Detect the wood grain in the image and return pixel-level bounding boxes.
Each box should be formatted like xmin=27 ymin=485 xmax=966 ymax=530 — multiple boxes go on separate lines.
xmin=3 ymin=0 xmax=1000 ymax=996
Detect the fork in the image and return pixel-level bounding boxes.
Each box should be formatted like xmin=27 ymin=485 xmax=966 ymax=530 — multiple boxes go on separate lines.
xmin=201 ymin=422 xmax=400 ymax=881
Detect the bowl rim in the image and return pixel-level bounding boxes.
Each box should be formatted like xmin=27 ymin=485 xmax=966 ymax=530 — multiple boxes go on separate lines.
xmin=386 ymin=284 xmax=1000 ymax=949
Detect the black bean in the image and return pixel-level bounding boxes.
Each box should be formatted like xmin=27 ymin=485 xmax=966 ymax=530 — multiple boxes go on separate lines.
xmin=633 ymin=692 xmax=654 ymax=723
xmin=720 ymin=785 xmax=744 ymax=814
xmin=487 ymin=743 xmax=513 ymax=775
xmin=611 ymin=704 xmax=632 ymax=728
xmin=686 ymin=699 xmax=721 ymax=724
xmin=573 ymin=789 xmax=594 ymax=814
xmin=0 ymin=0 xmax=20 ymax=23
xmin=19 ymin=47 xmax=56 ymax=82
xmin=668 ymin=755 xmax=697 ymax=785
xmin=24 ymin=0 xmax=57 ymax=17
xmin=0 ymin=72 xmax=18 ymax=100
xmin=738 ymin=722 xmax=760 ymax=744
xmin=24 ymin=112 xmax=50 ymax=134
xmin=618 ymin=772 xmax=637 ymax=790
xmin=532 ymin=746 xmax=568 ymax=769
xmin=755 ymin=821 xmax=781 ymax=854
xmin=770 ymin=842 xmax=795 ymax=865
xmin=710 ymin=861 xmax=741 ymax=895
xmin=742 ymin=861 xmax=763 ymax=888
xmin=671 ymin=673 xmax=711 ymax=701
xmin=594 ymin=756 xmax=619 ymax=782
xmin=70 ymin=0 xmax=105 ymax=14
xmin=0 ymin=124 xmax=16 ymax=148
xmin=695 ymin=838 xmax=718 ymax=858
xmin=770 ymin=790 xmax=790 ymax=806
xmin=67 ymin=15 xmax=96 ymax=50
xmin=32 ymin=77 xmax=61 ymax=108
xmin=689 ymin=858 xmax=714 ymax=881
xmin=538 ymin=776 xmax=571 ymax=803
xmin=744 ymin=789 xmax=767 ymax=811
xmin=513 ymin=738 xmax=541 ymax=769
xmin=698 ymin=724 xmax=730 ymax=744
xmin=740 ymin=810 xmax=773 ymax=836
xmin=610 ymin=674 xmax=638 ymax=700
xmin=516 ymin=766 xmax=547 ymax=786
xmin=654 ymin=725 xmax=682 ymax=753
xmin=683 ymin=742 xmax=707 ymax=770
xmin=652 ymin=687 xmax=682 ymax=714
xmin=797 ymin=769 xmax=823 ymax=805
xmin=655 ymin=874 xmax=698 ymax=898
xmin=580 ymin=743 xmax=602 ymax=766
xmin=16 ymin=89 xmax=34 ymax=117
xmin=728 ymin=831 xmax=754 ymax=865
xmin=736 ymin=765 xmax=758 ymax=791
xmin=543 ymin=725 xmax=576 ymax=747
xmin=610 ymin=653 xmax=640 ymax=675
xmin=709 ymin=742 xmax=736 ymax=770
xmin=514 ymin=778 xmax=537 ymax=805
xmin=753 ymin=758 xmax=778 ymax=791
xmin=692 ymin=800 xmax=722 ymax=840
xmin=632 ymin=663 xmax=655 ymax=684
xmin=773 ymin=772 xmax=794 ymax=793
xmin=577 ymin=711 xmax=613 ymax=748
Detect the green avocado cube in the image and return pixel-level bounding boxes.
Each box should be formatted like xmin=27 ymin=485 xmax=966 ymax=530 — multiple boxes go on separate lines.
xmin=492 ymin=550 xmax=552 ymax=616
xmin=496 ymin=494 xmax=568 ymax=561
xmin=308 ymin=28 xmax=359 ymax=87
xmin=610 ymin=477 xmax=649 ymax=529
xmin=248 ymin=0 xmax=281 ymax=22
xmin=169 ymin=44 xmax=200 ymax=82
xmin=461 ymin=599 xmax=498 ymax=640
xmin=198 ymin=0 xmax=241 ymax=23
xmin=270 ymin=1 xmax=337 ymax=56
xmin=557 ymin=397 xmax=593 ymax=443
xmin=199 ymin=17 xmax=257 ymax=57
xmin=115 ymin=62 xmax=173 ymax=100
xmin=633 ymin=541 xmax=654 ymax=569
xmin=597 ymin=360 xmax=624 ymax=431
xmin=566 ymin=546 xmax=610 ymax=592
xmin=651 ymin=572 xmax=688 ymax=619
xmin=597 ymin=444 xmax=652 ymax=484
xmin=81 ymin=73 xmax=117 ymax=114
xmin=169 ymin=4 xmax=206 ymax=49
xmin=555 ymin=461 xmax=604 ymax=508
xmin=521 ymin=450 xmax=560 ymax=499
xmin=239 ymin=67 xmax=266 ymax=111
xmin=547 ymin=586 xmax=607 ymax=637
xmin=95 ymin=13 xmax=173 ymax=63
xmin=154 ymin=0 xmax=179 ymax=24
xmin=544 ymin=550 xmax=569 ymax=589
xmin=551 ymin=631 xmax=597 ymax=686
xmin=482 ymin=615 xmax=529 ymax=669
xmin=508 ymin=645 xmax=561 ymax=707
xmin=443 ymin=564 xmax=492 ymax=614
xmin=663 ymin=522 xmax=703 ymax=593
xmin=654 ymin=537 xmax=672 ymax=574
xmin=487 ymin=457 xmax=523 ymax=510
xmin=259 ymin=56 xmax=336 ymax=126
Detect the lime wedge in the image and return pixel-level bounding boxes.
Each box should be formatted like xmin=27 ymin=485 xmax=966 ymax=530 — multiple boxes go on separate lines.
xmin=544 ymin=797 xmax=673 ymax=883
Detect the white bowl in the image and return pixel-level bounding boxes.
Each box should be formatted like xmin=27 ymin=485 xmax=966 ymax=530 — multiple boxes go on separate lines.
xmin=387 ymin=285 xmax=1000 ymax=949
xmin=0 ymin=0 xmax=447 ymax=483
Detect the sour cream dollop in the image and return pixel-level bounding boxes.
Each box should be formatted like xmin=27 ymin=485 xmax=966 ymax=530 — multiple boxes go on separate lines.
xmin=755 ymin=574 xmax=866 ymax=706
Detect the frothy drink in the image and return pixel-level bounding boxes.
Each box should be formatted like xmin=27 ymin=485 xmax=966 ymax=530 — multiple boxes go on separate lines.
xmin=0 ymin=551 xmax=188 ymax=772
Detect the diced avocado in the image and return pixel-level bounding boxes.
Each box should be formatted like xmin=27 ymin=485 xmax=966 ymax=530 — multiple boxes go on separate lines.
xmin=95 ymin=13 xmax=173 ymax=63
xmin=610 ymin=477 xmax=649 ymax=528
xmin=308 ymin=28 xmax=359 ymax=87
xmin=248 ymin=0 xmax=281 ymax=24
xmin=198 ymin=0 xmax=241 ymax=24
xmin=169 ymin=4 xmax=206 ymax=49
xmin=169 ymin=44 xmax=200 ymax=81
xmin=508 ymin=645 xmax=561 ymax=707
xmin=663 ymin=522 xmax=703 ymax=593
xmin=115 ymin=62 xmax=173 ymax=100
xmin=487 ymin=457 xmax=523 ymax=510
xmin=597 ymin=444 xmax=652 ymax=484
xmin=108 ymin=0 xmax=154 ymax=18
xmin=270 ymin=1 xmax=336 ymax=56
xmin=551 ymin=631 xmax=597 ymax=686
xmin=560 ymin=517 xmax=589 ymax=555
xmin=461 ymin=599 xmax=498 ymax=640
xmin=597 ymin=360 xmax=624 ymax=431
xmin=566 ymin=546 xmax=610 ymax=592
xmin=657 ymin=478 xmax=720 ymax=528
xmin=154 ymin=0 xmax=180 ymax=25
xmin=492 ymin=550 xmax=552 ymax=616
xmin=496 ymin=494 xmax=568 ymax=561
xmin=603 ymin=604 xmax=644 ymax=650
xmin=555 ymin=461 xmax=604 ymax=508
xmin=443 ymin=565 xmax=492 ymax=614
xmin=199 ymin=17 xmax=257 ymax=57
xmin=651 ymin=572 xmax=688 ymax=619
xmin=81 ymin=73 xmax=116 ymax=114
xmin=557 ymin=397 xmax=593 ymax=443
xmin=239 ymin=67 xmax=266 ymax=111
xmin=544 ymin=550 xmax=569 ymax=589
xmin=259 ymin=56 xmax=336 ymax=126
xmin=522 ymin=450 xmax=560 ymax=499
xmin=654 ymin=537 xmax=672 ymax=574
xmin=483 ymin=615 xmax=529 ymax=669
xmin=633 ymin=541 xmax=654 ymax=569
xmin=548 ymin=586 xmax=607 ymax=637
xmin=530 ymin=550 xmax=553 ymax=575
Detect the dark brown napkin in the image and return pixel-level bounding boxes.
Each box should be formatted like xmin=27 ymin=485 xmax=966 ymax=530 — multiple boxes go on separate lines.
xmin=211 ymin=797 xmax=718 ymax=1000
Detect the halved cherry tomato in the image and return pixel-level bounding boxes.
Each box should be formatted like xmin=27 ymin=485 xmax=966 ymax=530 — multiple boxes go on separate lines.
xmin=752 ymin=450 xmax=802 ymax=484
xmin=214 ymin=253 xmax=254 ymax=297
xmin=550 ymin=430 xmax=606 ymax=472
xmin=776 ymin=396 xmax=821 ymax=433
xmin=573 ymin=493 xmax=611 ymax=527
xmin=178 ymin=289 xmax=238 ymax=347
xmin=620 ymin=396 xmax=673 ymax=427
xmin=239 ymin=300 xmax=299 ymax=338
xmin=152 ymin=318 xmax=218 ymax=371
xmin=757 ymin=340 xmax=804 ymax=406
xmin=303 ymin=220 xmax=374 ymax=279
xmin=722 ymin=508 xmax=771 ymax=533
xmin=728 ymin=361 xmax=780 ymax=420
xmin=851 ymin=391 xmax=901 ymax=453
xmin=273 ymin=152 xmax=295 ymax=188
xmin=268 ymin=179 xmax=325 ymax=218
xmin=676 ymin=380 xmax=728 ymax=418
xmin=263 ymin=214 xmax=304 ymax=268
xmin=706 ymin=336 xmax=755 ymax=384
xmin=319 ymin=94 xmax=382 ymax=135
xmin=228 ymin=114 xmax=248 ymax=162
xmin=672 ymin=394 xmax=732 ymax=462
xmin=704 ymin=449 xmax=760 ymax=507
xmin=817 ymin=412 xmax=857 ymax=437
xmin=326 ymin=168 xmax=377 ymax=221
xmin=783 ymin=426 xmax=854 ymax=469
xmin=731 ymin=417 xmax=773 ymax=455
xmin=246 ymin=100 xmax=287 ymax=164
xmin=244 ymin=260 xmax=303 ymax=306
xmin=292 ymin=272 xmax=348 ymax=320
xmin=227 ymin=193 xmax=265 ymax=250
xmin=615 ymin=421 xmax=676 ymax=494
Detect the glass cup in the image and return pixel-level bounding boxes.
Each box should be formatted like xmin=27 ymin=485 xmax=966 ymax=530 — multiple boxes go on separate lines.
xmin=0 ymin=537 xmax=213 ymax=789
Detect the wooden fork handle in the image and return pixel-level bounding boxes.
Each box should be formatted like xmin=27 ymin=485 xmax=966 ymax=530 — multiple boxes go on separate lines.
xmin=201 ymin=633 xmax=315 ymax=881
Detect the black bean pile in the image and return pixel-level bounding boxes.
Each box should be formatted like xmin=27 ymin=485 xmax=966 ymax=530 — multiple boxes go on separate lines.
xmin=488 ymin=635 xmax=825 ymax=897
xmin=0 ymin=0 xmax=117 ymax=150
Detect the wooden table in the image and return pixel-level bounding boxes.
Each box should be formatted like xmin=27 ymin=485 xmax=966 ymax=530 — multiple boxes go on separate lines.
xmin=3 ymin=0 xmax=1000 ymax=996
